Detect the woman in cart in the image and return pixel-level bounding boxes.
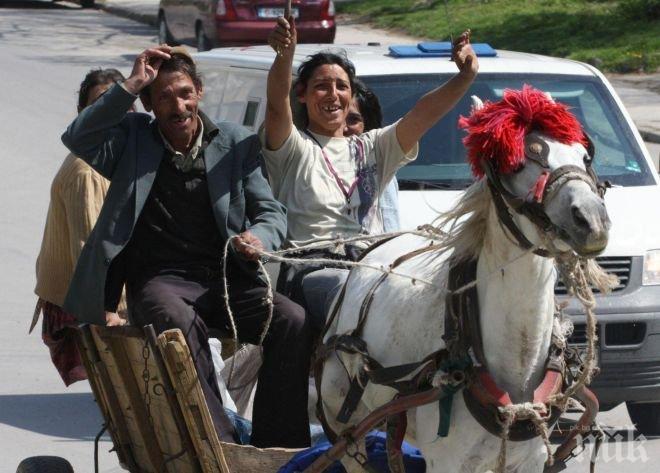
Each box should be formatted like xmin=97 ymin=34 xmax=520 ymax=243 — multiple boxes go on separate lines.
xmin=33 ymin=69 xmax=128 ymax=385
xmin=261 ymin=16 xmax=478 ymax=328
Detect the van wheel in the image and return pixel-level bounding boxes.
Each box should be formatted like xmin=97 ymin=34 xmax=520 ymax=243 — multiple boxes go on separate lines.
xmin=16 ymin=456 xmax=74 ymax=473
xmin=626 ymin=401 xmax=660 ymax=436
xmin=196 ymin=24 xmax=211 ymax=52
xmin=158 ymin=13 xmax=176 ymax=46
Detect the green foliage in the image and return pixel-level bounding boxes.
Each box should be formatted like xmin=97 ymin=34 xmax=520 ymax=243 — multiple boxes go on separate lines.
xmin=337 ymin=0 xmax=660 ymax=72
xmin=618 ymin=0 xmax=660 ymax=20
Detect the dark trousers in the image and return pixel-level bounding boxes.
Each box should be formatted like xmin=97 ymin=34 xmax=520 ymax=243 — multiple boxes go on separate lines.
xmin=127 ymin=268 xmax=313 ymax=448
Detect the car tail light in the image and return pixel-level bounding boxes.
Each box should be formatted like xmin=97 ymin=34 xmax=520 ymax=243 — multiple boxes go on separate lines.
xmin=320 ymin=0 xmax=335 ymax=20
xmin=216 ymin=0 xmax=238 ymax=20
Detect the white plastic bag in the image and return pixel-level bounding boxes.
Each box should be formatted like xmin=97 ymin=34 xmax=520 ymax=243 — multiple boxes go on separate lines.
xmin=209 ymin=338 xmax=238 ymax=412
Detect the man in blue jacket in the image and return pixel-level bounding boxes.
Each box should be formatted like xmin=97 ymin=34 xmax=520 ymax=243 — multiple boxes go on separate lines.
xmin=61 ymin=46 xmax=312 ymax=448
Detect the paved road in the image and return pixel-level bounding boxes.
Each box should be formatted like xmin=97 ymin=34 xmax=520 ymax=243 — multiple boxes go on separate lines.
xmin=0 ymin=3 xmax=153 ymax=472
xmin=0 ymin=2 xmax=657 ymax=472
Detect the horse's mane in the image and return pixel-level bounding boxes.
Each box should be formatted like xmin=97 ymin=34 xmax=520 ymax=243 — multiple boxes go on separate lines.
xmin=458 ymin=85 xmax=587 ymax=178
xmin=431 ymin=179 xmax=491 ymax=263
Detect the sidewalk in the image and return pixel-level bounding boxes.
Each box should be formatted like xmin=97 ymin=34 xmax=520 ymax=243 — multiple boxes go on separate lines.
xmin=96 ymin=0 xmax=660 ymax=148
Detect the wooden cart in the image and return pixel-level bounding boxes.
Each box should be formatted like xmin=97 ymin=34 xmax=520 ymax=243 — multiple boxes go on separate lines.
xmin=74 ymin=324 xmax=302 ymax=473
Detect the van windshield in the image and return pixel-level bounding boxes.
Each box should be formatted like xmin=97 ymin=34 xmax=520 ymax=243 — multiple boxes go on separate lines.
xmin=361 ymin=73 xmax=653 ymax=189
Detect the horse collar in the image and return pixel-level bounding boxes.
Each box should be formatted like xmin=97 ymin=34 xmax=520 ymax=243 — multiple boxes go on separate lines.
xmin=445 ymin=259 xmax=565 ymax=441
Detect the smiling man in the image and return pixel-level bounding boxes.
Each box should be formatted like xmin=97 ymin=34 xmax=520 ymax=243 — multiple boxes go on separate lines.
xmin=61 ymin=46 xmax=313 ymax=448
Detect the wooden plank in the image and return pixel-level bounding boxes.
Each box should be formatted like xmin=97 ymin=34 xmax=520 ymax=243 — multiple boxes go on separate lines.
xmin=144 ymin=325 xmax=202 ymax=473
xmin=122 ymin=334 xmax=198 ymax=472
xmin=220 ymin=442 xmax=301 ymax=472
xmin=100 ymin=330 xmax=167 ymax=472
xmin=92 ymin=326 xmax=153 ymax=471
xmin=157 ymin=330 xmax=229 ymax=473
xmin=93 ymin=326 xmax=200 ymax=472
xmin=76 ymin=325 xmax=140 ymax=471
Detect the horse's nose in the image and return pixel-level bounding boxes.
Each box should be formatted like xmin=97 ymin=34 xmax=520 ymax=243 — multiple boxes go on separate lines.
xmin=571 ymin=200 xmax=610 ymax=233
xmin=571 ymin=199 xmax=610 ymax=253
xmin=571 ymin=205 xmax=591 ymax=231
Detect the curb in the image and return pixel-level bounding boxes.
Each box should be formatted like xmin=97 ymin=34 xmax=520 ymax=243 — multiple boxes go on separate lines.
xmin=99 ymin=4 xmax=157 ymax=27
xmin=640 ymin=129 xmax=660 ymax=144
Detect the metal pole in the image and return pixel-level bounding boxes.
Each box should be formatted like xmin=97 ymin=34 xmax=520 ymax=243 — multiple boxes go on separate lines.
xmin=94 ymin=424 xmax=108 ymax=473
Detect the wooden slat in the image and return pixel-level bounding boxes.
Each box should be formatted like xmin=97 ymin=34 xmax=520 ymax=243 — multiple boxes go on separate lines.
xmin=121 ymin=334 xmax=198 ymax=472
xmin=157 ymin=330 xmax=229 ymax=473
xmin=75 ymin=326 xmax=139 ymax=471
xmin=92 ymin=327 xmax=152 ymax=470
xmin=99 ymin=330 xmax=167 ymax=472
xmin=221 ymin=442 xmax=301 ymax=472
xmin=144 ymin=325 xmax=202 ymax=473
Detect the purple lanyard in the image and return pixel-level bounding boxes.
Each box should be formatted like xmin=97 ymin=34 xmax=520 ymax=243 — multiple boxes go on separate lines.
xmin=304 ymin=130 xmax=362 ymax=207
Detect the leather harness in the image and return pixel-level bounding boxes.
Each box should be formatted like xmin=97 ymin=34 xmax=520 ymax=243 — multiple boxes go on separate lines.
xmin=311 ymin=133 xmax=607 ymax=471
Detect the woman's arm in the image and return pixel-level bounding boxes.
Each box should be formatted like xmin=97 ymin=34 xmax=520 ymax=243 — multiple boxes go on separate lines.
xmin=264 ymin=16 xmax=297 ymax=151
xmin=396 ymin=31 xmax=479 ymax=154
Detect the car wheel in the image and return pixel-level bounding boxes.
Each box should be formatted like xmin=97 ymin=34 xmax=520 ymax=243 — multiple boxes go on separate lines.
xmin=80 ymin=0 xmax=94 ymax=8
xmin=196 ymin=24 xmax=211 ymax=52
xmin=16 ymin=456 xmax=74 ymax=473
xmin=626 ymin=401 xmax=660 ymax=436
xmin=158 ymin=14 xmax=176 ymax=46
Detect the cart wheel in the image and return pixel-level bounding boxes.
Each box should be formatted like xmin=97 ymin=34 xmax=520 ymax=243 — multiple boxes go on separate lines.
xmin=16 ymin=456 xmax=74 ymax=473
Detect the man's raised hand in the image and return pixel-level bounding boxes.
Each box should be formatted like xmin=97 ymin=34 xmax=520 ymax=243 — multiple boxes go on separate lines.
xmin=123 ymin=45 xmax=172 ymax=95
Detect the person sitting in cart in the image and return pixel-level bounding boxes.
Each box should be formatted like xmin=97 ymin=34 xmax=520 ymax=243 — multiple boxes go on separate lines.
xmin=34 ymin=68 xmax=129 ymax=387
xmin=60 ymin=45 xmax=314 ymax=449
xmin=262 ymin=16 xmax=477 ymax=323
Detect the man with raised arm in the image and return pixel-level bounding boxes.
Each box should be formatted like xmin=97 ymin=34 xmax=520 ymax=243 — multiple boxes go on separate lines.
xmin=61 ymin=46 xmax=313 ymax=448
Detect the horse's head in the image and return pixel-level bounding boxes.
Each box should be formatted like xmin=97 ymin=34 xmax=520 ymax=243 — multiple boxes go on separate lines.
xmin=459 ymin=86 xmax=610 ymax=257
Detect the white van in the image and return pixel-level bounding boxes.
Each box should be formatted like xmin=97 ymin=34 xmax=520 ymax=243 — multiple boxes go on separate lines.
xmin=194 ymin=43 xmax=660 ymax=435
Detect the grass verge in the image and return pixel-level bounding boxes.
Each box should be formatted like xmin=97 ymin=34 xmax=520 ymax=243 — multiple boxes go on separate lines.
xmin=336 ymin=0 xmax=660 ymax=72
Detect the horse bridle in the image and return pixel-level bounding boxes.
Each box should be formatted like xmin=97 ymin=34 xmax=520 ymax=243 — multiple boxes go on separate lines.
xmin=483 ymin=133 xmax=608 ymax=257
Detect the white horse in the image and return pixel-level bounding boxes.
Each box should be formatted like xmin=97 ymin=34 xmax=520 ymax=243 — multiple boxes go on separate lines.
xmin=318 ymin=88 xmax=612 ymax=473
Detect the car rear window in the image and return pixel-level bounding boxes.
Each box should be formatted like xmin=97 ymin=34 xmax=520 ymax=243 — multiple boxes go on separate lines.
xmin=362 ymin=73 xmax=653 ymax=189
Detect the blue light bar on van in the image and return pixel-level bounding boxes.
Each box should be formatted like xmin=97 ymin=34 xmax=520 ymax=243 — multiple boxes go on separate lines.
xmin=389 ymin=42 xmax=497 ymax=58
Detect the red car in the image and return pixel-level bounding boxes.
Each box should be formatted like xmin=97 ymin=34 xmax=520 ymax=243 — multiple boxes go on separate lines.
xmin=158 ymin=0 xmax=336 ymax=51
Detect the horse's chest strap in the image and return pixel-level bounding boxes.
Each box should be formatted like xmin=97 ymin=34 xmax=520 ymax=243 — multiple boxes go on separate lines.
xmin=447 ymin=259 xmax=567 ymax=441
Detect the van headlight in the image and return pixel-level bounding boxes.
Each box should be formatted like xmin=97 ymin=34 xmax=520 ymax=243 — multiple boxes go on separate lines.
xmin=643 ymin=250 xmax=660 ymax=285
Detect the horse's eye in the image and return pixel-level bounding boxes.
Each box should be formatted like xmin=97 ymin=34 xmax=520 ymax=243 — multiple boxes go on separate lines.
xmin=583 ymin=153 xmax=593 ymax=166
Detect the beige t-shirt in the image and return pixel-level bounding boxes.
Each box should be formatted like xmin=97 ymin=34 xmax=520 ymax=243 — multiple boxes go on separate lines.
xmin=261 ymin=123 xmax=418 ymax=247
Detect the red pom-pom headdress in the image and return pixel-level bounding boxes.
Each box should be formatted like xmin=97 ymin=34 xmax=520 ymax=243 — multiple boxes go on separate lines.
xmin=458 ymin=85 xmax=587 ymax=178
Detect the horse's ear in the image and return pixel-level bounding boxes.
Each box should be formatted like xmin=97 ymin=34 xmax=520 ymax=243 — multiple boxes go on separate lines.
xmin=470 ymin=95 xmax=484 ymax=112
xmin=544 ymin=92 xmax=555 ymax=103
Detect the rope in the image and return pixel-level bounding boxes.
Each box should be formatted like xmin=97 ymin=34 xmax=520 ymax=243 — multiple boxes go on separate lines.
xmin=491 ymin=232 xmax=616 ymax=470
xmin=220 ymin=227 xmax=443 ymax=388
xmin=550 ymin=254 xmax=599 ymax=406
xmin=222 ymin=238 xmax=241 ymax=389
xmin=219 ymin=226 xmax=448 ymax=387
xmin=219 ymin=222 xmax=611 ymax=468
xmin=496 ymin=403 xmax=554 ymax=473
